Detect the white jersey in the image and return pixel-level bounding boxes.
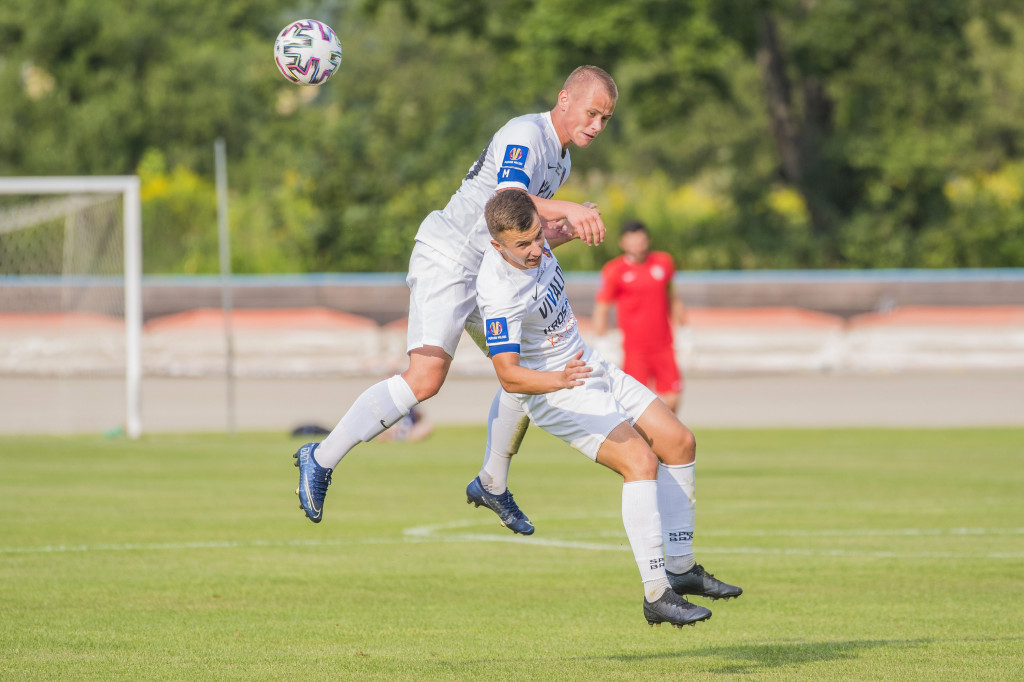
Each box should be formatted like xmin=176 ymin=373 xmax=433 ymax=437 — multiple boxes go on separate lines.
xmin=477 ymin=241 xmax=584 ymax=372
xmin=415 ymin=111 xmax=571 ymax=271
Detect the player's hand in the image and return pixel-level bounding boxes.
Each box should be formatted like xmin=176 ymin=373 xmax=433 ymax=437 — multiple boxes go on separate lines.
xmin=542 ymin=218 xmax=571 ymax=242
xmin=560 ymin=349 xmax=592 ymax=388
xmin=564 ymin=202 xmax=605 ymax=246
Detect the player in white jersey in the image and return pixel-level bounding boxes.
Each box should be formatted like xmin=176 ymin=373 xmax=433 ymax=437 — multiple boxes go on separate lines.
xmin=476 ymin=190 xmax=743 ymax=628
xmin=293 ymin=66 xmax=616 ymax=529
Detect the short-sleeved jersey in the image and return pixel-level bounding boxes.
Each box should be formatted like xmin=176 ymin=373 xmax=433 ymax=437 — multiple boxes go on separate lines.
xmin=476 ymin=241 xmax=584 ymax=373
xmin=595 ymin=251 xmax=676 ymax=352
xmin=415 ymin=112 xmax=571 ymax=271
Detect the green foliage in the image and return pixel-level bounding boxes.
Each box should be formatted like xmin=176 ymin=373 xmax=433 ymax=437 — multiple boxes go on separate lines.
xmin=138 ymin=149 xmax=218 ymax=273
xmin=2 ymin=1 xmax=1024 ymax=271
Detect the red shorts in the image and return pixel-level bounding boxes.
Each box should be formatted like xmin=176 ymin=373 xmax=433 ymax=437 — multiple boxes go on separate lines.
xmin=621 ymin=346 xmax=682 ymax=395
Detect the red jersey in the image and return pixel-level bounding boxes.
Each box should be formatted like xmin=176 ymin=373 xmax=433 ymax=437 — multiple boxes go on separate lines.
xmin=596 ymin=251 xmax=675 ymax=352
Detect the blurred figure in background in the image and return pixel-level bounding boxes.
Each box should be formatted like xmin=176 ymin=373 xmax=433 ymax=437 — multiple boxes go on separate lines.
xmin=593 ymin=221 xmax=687 ymax=412
xmin=377 ymin=406 xmax=434 ymax=443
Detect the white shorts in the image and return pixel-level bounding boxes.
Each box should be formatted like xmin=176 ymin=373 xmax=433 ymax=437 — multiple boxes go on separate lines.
xmin=518 ymin=348 xmax=659 ymax=460
xmin=406 ymin=241 xmax=483 ymax=357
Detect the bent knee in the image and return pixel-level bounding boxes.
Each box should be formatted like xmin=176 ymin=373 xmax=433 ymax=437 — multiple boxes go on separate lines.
xmin=681 ymin=427 xmax=696 ymax=458
xmin=660 ymin=425 xmax=695 ymax=465
xmin=401 ymin=371 xmax=444 ymax=402
xmin=621 ymin=450 xmax=660 ymax=481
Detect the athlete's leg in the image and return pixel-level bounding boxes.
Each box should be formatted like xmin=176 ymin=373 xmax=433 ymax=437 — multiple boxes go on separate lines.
xmin=634 ymin=399 xmax=742 ymax=600
xmin=478 ymin=387 xmax=530 ymax=493
xmin=519 ymin=363 xmax=709 ymax=625
xmin=465 ymin=314 xmax=531 ymax=495
xmin=596 ymin=421 xmax=711 ymax=626
xmin=293 ymin=241 xmax=473 ymax=524
xmin=463 ymin=314 xmax=534 ymax=534
xmin=315 ymin=347 xmax=450 ymax=470
xmin=464 ymin=386 xmax=534 ymax=534
xmin=632 ymin=398 xmax=694 ymax=465
xmin=633 ymin=399 xmax=696 ymax=570
xmin=522 ymin=366 xmax=665 ymax=577
xmin=317 ymin=238 xmax=469 ymax=469
xmin=595 ymin=422 xmax=670 ymax=598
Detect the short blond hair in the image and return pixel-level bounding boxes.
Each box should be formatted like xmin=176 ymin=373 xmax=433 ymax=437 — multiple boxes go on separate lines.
xmin=485 ymin=190 xmax=538 ymax=240
xmin=563 ymin=65 xmax=617 ymax=100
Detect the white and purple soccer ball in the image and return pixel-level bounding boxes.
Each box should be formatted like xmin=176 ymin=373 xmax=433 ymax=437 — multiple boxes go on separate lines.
xmin=273 ymin=19 xmax=342 ymax=86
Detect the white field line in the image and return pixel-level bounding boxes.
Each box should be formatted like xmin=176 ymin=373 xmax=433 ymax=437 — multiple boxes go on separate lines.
xmin=0 ymin=538 xmax=385 ymax=554
xmin=3 ymin=524 xmax=1023 ymax=558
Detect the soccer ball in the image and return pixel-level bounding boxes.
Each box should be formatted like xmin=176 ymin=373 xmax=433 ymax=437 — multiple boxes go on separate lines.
xmin=273 ymin=19 xmax=343 ymax=86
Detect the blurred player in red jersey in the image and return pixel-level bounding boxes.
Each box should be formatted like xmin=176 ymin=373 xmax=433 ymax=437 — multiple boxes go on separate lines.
xmin=593 ymin=221 xmax=687 ymax=412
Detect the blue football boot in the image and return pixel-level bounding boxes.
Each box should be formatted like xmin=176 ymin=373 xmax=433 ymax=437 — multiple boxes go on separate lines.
xmin=466 ymin=476 xmax=535 ymax=535
xmin=293 ymin=442 xmax=332 ymax=523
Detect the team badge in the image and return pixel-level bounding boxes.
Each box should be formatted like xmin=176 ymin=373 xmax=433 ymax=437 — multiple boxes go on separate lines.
xmin=485 ymin=317 xmax=510 ymax=344
xmin=501 ymin=145 xmax=529 ymax=169
xmin=542 ymin=246 xmax=552 ymax=259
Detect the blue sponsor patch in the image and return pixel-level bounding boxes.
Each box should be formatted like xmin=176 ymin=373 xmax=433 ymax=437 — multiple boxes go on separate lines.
xmin=485 ymin=317 xmax=510 ymax=344
xmin=501 ymin=145 xmax=529 ymax=170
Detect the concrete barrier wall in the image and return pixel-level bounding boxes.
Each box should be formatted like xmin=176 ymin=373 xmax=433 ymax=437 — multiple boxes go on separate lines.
xmin=3 ymin=305 xmax=1023 ymax=377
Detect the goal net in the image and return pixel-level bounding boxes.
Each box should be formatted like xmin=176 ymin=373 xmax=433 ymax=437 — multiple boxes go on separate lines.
xmin=0 ymin=177 xmax=142 ymax=437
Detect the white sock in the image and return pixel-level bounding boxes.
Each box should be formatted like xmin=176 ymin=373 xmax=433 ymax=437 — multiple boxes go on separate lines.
xmin=315 ymin=375 xmax=419 ymax=469
xmin=622 ymin=480 xmax=667 ymax=585
xmin=478 ymin=388 xmax=529 ymax=494
xmin=658 ymin=462 xmax=696 ymax=574
xmin=644 ymin=576 xmax=671 ymax=602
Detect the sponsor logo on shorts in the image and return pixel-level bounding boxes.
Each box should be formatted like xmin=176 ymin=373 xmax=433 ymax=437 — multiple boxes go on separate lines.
xmin=485 ymin=317 xmax=509 ymax=343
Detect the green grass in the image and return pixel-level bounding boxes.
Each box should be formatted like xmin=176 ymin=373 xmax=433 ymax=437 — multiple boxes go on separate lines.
xmin=1 ymin=427 xmax=1022 ymax=680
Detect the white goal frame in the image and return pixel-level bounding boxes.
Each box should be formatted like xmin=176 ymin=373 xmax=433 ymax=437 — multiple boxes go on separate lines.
xmin=0 ymin=176 xmax=143 ymax=438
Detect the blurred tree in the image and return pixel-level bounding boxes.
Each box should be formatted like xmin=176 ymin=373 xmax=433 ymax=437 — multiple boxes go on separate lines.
xmin=376 ymin=0 xmax=1024 ymax=267
xmin=1 ymin=0 xmax=1023 ymax=271
xmin=0 ymin=0 xmax=282 ymax=175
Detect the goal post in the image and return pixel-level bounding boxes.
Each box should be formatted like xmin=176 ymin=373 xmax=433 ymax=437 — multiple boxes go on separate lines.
xmin=0 ymin=176 xmax=143 ymax=438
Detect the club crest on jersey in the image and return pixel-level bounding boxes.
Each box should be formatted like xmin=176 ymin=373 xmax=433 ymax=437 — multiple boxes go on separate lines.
xmin=501 ymin=145 xmax=529 ymax=169
xmin=485 ymin=317 xmax=509 ymax=343
xmin=542 ymin=246 xmax=552 ymax=259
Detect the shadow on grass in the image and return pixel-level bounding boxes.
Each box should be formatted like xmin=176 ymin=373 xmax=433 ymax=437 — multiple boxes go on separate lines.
xmin=608 ymin=637 xmax=929 ymax=674
xmin=429 ymin=635 xmax=1023 ymax=675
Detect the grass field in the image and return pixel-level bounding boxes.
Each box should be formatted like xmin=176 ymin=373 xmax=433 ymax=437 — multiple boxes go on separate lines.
xmin=1 ymin=426 xmax=1022 ymax=680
